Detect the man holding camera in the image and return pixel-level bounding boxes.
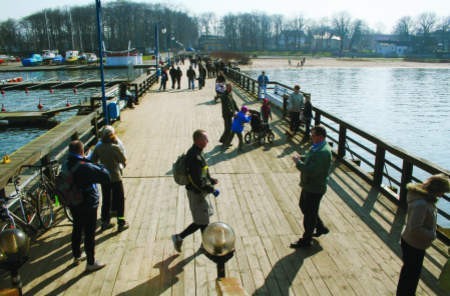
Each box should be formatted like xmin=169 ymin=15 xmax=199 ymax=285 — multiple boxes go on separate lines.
xmin=172 ymin=129 xmax=219 ymax=252
xmin=290 ymin=125 xmax=332 ymax=248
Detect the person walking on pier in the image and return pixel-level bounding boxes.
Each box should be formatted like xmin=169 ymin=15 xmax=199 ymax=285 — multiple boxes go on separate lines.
xmin=172 ymin=129 xmax=220 ymax=252
xmin=290 ymin=125 xmax=332 ymax=248
xmin=175 ymin=66 xmax=182 ymax=89
xmin=257 ymin=71 xmax=269 ymax=99
xmin=169 ymin=65 xmax=177 ymax=89
xmin=219 ymin=83 xmax=239 ymax=146
xmin=66 ymin=140 xmax=110 ymax=272
xmin=187 ymin=66 xmax=196 ymax=90
xmin=396 ymin=174 xmax=450 ymax=296
xmin=225 ymin=105 xmax=251 ymax=152
xmin=92 ymin=128 xmax=129 ymax=232
xmin=286 ymin=85 xmax=304 ymax=137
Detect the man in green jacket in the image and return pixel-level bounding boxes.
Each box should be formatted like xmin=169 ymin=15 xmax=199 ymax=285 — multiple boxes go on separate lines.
xmin=290 ymin=125 xmax=332 ymax=248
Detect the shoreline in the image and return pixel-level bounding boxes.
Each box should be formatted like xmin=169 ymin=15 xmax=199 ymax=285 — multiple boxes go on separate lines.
xmin=239 ymin=57 xmax=450 ymax=70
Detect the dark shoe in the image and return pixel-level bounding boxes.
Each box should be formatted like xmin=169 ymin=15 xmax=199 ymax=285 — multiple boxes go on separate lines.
xmin=101 ymin=222 xmax=115 ymax=232
xmin=172 ymin=234 xmax=183 ymax=253
xmin=289 ymin=238 xmax=312 ymax=249
xmin=313 ymin=227 xmax=329 ymax=237
xmin=117 ymin=222 xmax=129 ymax=232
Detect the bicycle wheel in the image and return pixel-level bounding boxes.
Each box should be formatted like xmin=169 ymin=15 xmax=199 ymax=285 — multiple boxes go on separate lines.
xmin=16 ymin=198 xmax=39 ymax=235
xmin=36 ymin=188 xmax=54 ymax=229
xmin=267 ymin=131 xmax=275 ymax=143
xmin=244 ymin=132 xmax=252 ymax=144
xmin=64 ymin=206 xmax=73 ymax=223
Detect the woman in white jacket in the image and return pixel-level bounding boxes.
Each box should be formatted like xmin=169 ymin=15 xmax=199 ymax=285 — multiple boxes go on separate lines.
xmin=397 ymin=174 xmax=449 ymax=295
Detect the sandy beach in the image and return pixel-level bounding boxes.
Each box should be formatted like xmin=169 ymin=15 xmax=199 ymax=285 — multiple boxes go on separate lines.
xmin=239 ymin=57 xmax=450 ymax=70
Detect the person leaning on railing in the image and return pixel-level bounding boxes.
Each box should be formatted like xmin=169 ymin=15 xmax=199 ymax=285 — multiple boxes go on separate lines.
xmin=396 ymin=174 xmax=450 ymax=296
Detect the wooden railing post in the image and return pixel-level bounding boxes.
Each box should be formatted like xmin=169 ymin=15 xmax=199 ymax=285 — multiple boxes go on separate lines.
xmin=399 ymin=160 xmax=413 ymax=207
xmin=314 ymin=112 xmax=321 ymax=127
xmin=373 ymin=145 xmax=386 ymax=187
xmin=338 ymin=126 xmax=347 ymax=159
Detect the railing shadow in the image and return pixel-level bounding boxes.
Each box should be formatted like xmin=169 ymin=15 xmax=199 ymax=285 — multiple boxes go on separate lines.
xmin=329 ymin=166 xmax=446 ymax=295
xmin=253 ymin=244 xmax=323 ymax=295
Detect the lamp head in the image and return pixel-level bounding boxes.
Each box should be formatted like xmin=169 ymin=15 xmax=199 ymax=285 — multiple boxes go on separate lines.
xmin=202 ymin=222 xmax=235 ymax=256
xmin=0 ymin=229 xmax=30 ymax=271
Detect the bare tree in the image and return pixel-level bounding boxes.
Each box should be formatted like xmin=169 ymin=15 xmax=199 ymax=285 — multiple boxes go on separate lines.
xmin=394 ymin=16 xmax=413 ymax=42
xmin=332 ymin=12 xmax=351 ymax=55
xmin=415 ymin=12 xmax=437 ymax=35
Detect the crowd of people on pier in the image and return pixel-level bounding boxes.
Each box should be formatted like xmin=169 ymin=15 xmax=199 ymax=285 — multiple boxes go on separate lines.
xmin=60 ymin=59 xmax=450 ymax=296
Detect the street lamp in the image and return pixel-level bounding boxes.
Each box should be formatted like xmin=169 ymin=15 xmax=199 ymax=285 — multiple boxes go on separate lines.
xmin=202 ymin=222 xmax=236 ymax=279
xmin=154 ymin=23 xmax=166 ymax=69
xmin=0 ymin=229 xmax=30 ymax=295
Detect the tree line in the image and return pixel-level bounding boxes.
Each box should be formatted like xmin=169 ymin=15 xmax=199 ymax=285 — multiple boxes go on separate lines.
xmin=0 ymin=0 xmax=448 ymax=56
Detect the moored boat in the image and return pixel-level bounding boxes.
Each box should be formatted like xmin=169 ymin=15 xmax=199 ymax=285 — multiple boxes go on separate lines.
xmin=65 ymin=50 xmax=79 ymax=63
xmin=21 ymin=54 xmax=43 ymax=67
xmin=42 ymin=49 xmax=59 ymax=64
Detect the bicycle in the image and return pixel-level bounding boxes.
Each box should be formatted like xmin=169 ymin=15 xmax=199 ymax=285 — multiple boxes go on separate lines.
xmin=30 ymin=160 xmax=74 ymax=224
xmin=0 ymin=175 xmax=42 ymax=235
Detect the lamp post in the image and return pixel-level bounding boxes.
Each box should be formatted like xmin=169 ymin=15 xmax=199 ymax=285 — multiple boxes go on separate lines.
xmin=95 ymin=0 xmax=108 ymax=125
xmin=154 ymin=23 xmax=166 ymax=69
xmin=202 ymin=222 xmax=236 ymax=279
xmin=0 ymin=229 xmax=30 ymax=296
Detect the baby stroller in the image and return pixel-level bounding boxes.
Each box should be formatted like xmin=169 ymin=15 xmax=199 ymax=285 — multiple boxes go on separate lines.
xmin=244 ymin=109 xmax=275 ymax=144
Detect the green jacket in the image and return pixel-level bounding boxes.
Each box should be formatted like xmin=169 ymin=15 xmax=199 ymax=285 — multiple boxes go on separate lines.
xmin=295 ymin=142 xmax=332 ymax=194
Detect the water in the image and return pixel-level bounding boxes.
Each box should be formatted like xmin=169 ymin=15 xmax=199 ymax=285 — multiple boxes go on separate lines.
xmin=245 ymin=67 xmax=450 ymax=227
xmin=244 ymin=67 xmax=450 ymax=170
xmin=0 ymin=69 xmax=143 ymax=155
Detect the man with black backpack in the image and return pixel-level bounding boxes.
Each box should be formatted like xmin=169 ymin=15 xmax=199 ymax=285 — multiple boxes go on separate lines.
xmin=67 ymin=140 xmax=110 ymax=272
xmin=172 ymin=129 xmax=220 ymax=253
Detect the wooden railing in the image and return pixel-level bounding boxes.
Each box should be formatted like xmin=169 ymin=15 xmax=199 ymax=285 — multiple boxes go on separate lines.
xmin=0 ymin=70 xmax=158 ymax=198
xmin=226 ymin=68 xmax=450 ymax=240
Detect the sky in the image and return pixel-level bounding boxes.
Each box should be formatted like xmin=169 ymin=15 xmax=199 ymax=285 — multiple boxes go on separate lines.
xmin=0 ymin=0 xmax=448 ymax=33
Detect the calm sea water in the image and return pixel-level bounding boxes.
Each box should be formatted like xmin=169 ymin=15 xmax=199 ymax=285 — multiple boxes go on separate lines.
xmin=244 ymin=67 xmax=450 ymax=170
xmin=245 ymin=67 xmax=450 ymax=226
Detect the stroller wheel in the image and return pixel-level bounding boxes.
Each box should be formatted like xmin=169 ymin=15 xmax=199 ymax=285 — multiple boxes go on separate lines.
xmin=267 ymin=131 xmax=275 ymax=143
xmin=244 ymin=132 xmax=252 ymax=144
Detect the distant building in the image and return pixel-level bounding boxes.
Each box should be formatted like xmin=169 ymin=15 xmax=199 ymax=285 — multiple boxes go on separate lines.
xmin=375 ymin=40 xmax=410 ymax=57
xmin=198 ymin=35 xmax=225 ymax=52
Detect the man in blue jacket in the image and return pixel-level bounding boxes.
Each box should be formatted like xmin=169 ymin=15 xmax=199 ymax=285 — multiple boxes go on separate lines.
xmin=257 ymin=71 xmax=269 ymax=99
xmin=290 ymin=125 xmax=332 ymax=248
xmin=67 ymin=140 xmax=110 ymax=272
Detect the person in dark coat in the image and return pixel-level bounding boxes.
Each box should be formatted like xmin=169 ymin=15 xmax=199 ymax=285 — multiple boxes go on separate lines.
xmin=303 ymin=94 xmax=313 ymax=139
xmin=169 ymin=65 xmax=177 ymax=89
xmin=198 ymin=64 xmax=207 ymax=90
xmin=175 ymin=66 xmax=182 ymax=89
xmin=67 ymin=140 xmax=110 ymax=272
xmin=171 ymin=130 xmax=219 ymax=252
xmin=187 ymin=66 xmax=196 ymax=90
xmin=219 ymin=83 xmax=239 ymax=146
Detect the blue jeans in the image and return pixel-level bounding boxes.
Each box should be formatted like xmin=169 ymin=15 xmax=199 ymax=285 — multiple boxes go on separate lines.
xmin=258 ymin=85 xmax=267 ymax=98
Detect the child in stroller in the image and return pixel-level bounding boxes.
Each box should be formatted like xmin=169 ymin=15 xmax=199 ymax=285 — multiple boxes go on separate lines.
xmin=244 ymin=109 xmax=275 ymax=144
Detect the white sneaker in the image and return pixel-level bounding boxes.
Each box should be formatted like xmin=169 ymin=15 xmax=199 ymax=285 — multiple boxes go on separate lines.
xmin=73 ymin=254 xmax=86 ymax=266
xmin=86 ymin=261 xmax=106 ymax=272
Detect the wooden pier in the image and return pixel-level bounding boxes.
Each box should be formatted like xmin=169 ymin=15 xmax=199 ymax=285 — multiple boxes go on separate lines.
xmin=0 ymin=66 xmax=448 ymax=295
xmin=1 ymin=79 xmax=127 ymax=91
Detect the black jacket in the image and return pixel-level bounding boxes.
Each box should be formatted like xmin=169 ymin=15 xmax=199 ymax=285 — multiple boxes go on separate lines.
xmin=68 ymin=154 xmax=110 ymax=208
xmin=220 ymin=91 xmax=239 ymax=118
xmin=185 ymin=144 xmax=214 ymax=194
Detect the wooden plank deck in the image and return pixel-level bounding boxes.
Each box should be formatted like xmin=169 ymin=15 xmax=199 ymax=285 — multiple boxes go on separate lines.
xmin=0 ymin=67 xmax=447 ymax=295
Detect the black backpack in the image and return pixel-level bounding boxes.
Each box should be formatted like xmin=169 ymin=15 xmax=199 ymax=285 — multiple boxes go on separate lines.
xmin=55 ymin=162 xmax=84 ymax=206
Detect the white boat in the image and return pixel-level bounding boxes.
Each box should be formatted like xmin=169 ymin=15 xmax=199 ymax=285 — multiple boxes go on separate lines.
xmin=42 ymin=49 xmax=58 ymax=64
xmin=86 ymin=53 xmax=98 ymax=63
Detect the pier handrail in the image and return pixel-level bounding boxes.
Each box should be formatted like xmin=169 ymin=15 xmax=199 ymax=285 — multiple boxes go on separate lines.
xmin=226 ymin=67 xmax=450 ymax=241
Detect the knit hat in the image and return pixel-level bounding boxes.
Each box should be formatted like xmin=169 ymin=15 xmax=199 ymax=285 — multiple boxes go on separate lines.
xmin=263 ymin=98 xmax=269 ymax=104
xmin=241 ymin=105 xmax=248 ymax=113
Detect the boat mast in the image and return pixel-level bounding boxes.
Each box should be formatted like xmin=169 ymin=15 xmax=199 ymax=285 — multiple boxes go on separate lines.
xmin=44 ymin=10 xmax=51 ymax=49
